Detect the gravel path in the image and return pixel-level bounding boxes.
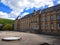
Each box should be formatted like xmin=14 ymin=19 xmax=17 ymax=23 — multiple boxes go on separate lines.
xmin=0 ymin=31 xmax=60 ymax=45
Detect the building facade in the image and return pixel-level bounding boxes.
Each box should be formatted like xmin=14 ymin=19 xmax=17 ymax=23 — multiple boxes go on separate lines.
xmin=14 ymin=4 xmax=60 ymax=35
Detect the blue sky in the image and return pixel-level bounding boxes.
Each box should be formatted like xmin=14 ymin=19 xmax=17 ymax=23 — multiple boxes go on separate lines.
xmin=0 ymin=0 xmax=60 ymax=20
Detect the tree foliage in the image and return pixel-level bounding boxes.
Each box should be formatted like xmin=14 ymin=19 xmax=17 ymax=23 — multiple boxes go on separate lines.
xmin=0 ymin=18 xmax=14 ymax=30
xmin=2 ymin=24 xmax=12 ymax=30
xmin=0 ymin=18 xmax=14 ymax=24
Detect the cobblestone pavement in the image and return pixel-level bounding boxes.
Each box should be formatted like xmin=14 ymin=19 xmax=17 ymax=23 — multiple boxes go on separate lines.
xmin=0 ymin=31 xmax=60 ymax=45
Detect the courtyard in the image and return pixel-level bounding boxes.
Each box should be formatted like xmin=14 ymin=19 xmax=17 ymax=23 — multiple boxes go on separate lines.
xmin=0 ymin=31 xmax=60 ymax=45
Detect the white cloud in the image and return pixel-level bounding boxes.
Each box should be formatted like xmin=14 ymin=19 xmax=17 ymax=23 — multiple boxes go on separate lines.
xmin=21 ymin=12 xmax=29 ymax=17
xmin=0 ymin=11 xmax=29 ymax=20
xmin=1 ymin=0 xmax=54 ymax=11
xmin=0 ymin=12 xmax=8 ymax=18
xmin=57 ymin=0 xmax=60 ymax=4
xmin=9 ymin=11 xmax=20 ymax=18
xmin=0 ymin=11 xmax=15 ymax=20
xmin=17 ymin=12 xmax=29 ymax=19
xmin=1 ymin=0 xmax=54 ymax=20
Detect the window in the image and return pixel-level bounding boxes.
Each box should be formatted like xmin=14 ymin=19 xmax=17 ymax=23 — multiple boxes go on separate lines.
xmin=50 ymin=23 xmax=54 ymax=29
xmin=41 ymin=24 xmax=45 ymax=29
xmin=36 ymin=17 xmax=38 ymax=22
xmin=40 ymin=18 xmax=43 ymax=21
xmin=45 ymin=24 xmax=48 ymax=29
xmin=56 ymin=15 xmax=60 ymax=20
xmin=41 ymin=25 xmax=43 ymax=29
xmin=57 ymin=23 xmax=60 ymax=29
xmin=45 ymin=16 xmax=48 ymax=21
xmin=32 ymin=24 xmax=38 ymax=30
xmin=50 ymin=15 xmax=53 ymax=20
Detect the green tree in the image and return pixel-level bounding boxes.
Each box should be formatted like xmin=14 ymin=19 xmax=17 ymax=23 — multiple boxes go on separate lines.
xmin=2 ymin=24 xmax=12 ymax=30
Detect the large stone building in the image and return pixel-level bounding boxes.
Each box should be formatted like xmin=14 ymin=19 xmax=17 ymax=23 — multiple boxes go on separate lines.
xmin=14 ymin=4 xmax=60 ymax=34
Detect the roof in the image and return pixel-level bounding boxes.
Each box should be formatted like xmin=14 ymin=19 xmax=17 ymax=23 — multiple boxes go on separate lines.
xmin=19 ymin=13 xmax=33 ymax=20
xmin=17 ymin=4 xmax=60 ymax=20
xmin=37 ymin=4 xmax=60 ymax=14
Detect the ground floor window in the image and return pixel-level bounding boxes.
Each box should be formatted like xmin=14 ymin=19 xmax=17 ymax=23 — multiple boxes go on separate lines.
xmin=50 ymin=23 xmax=54 ymax=29
xmin=45 ymin=24 xmax=48 ymax=29
xmin=57 ymin=23 xmax=60 ymax=29
xmin=41 ymin=25 xmax=43 ymax=29
xmin=41 ymin=24 xmax=45 ymax=29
